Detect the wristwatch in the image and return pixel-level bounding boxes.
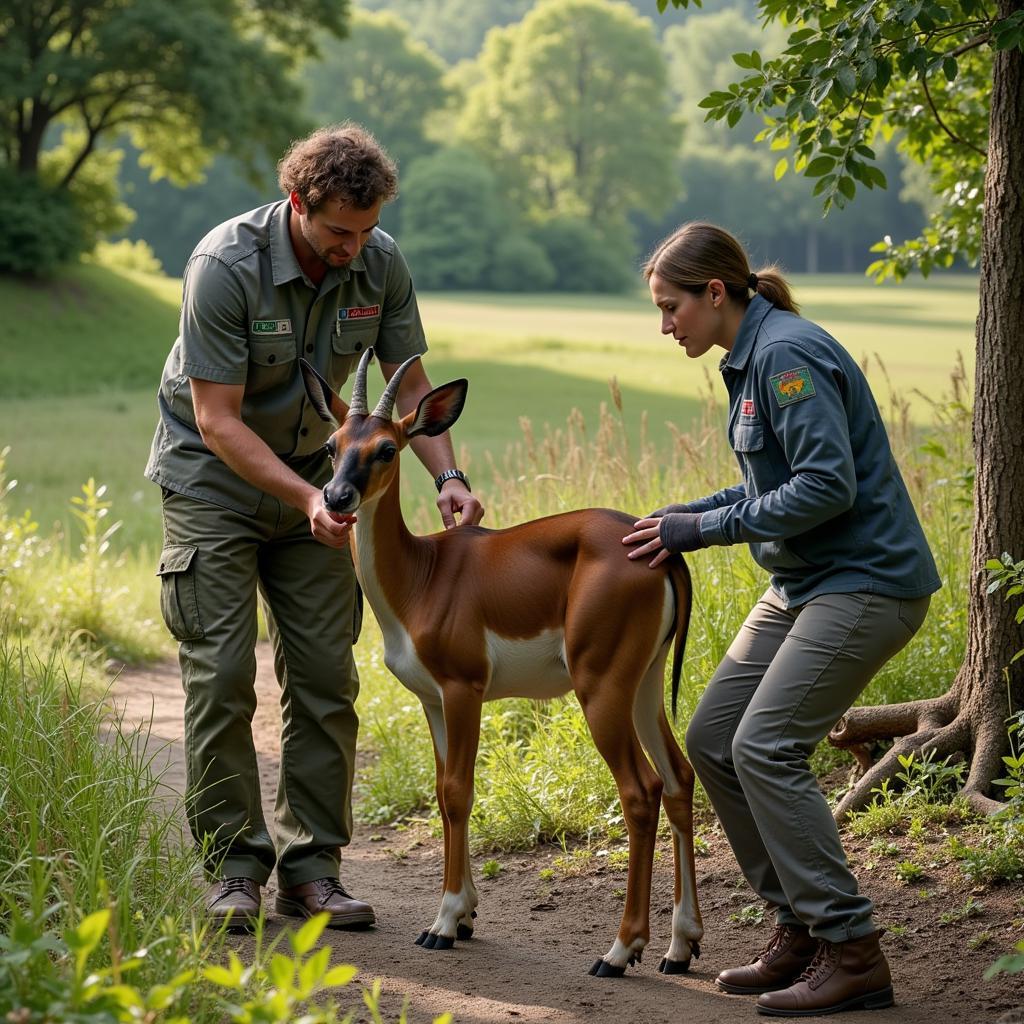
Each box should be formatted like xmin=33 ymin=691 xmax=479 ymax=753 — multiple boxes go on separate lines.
xmin=434 ymin=468 xmax=470 ymax=493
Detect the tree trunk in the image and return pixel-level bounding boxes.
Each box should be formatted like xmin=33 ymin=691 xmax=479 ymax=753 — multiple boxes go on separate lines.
xmin=828 ymin=5 xmax=1024 ymax=819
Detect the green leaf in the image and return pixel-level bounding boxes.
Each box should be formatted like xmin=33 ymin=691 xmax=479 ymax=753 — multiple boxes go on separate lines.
xmin=805 ymin=156 xmax=836 ymax=177
xmin=270 ymin=952 xmax=295 ymax=990
xmin=733 ymin=51 xmax=756 ymax=69
xmin=324 ymin=964 xmax=359 ymax=987
xmin=838 ymin=176 xmax=856 ymax=200
xmin=290 ymin=913 xmax=329 ymax=956
xmin=202 ymin=964 xmax=238 ymax=988
xmin=943 ymin=56 xmax=958 ymax=81
xmin=836 ymin=63 xmax=857 ymax=96
xmin=66 ymin=910 xmax=110 ymax=957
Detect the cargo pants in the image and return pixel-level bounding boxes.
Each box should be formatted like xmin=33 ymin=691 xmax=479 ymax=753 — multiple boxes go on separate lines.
xmin=685 ymin=588 xmax=930 ymax=943
xmin=157 ymin=480 xmax=362 ymax=888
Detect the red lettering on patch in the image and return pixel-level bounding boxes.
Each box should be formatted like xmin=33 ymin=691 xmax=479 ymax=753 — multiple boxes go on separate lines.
xmin=742 ymin=399 xmax=756 ymax=417
xmin=339 ymin=304 xmax=381 ymax=320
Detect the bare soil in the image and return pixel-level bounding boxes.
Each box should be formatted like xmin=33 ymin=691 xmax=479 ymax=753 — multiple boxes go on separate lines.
xmin=113 ymin=646 xmax=1024 ymax=1024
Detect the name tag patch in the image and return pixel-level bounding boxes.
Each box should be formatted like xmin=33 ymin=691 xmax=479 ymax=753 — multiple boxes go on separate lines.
xmin=741 ymin=399 xmax=756 ymax=417
xmin=338 ymin=305 xmax=381 ymax=321
xmin=769 ymin=366 xmax=816 ymax=407
xmin=251 ymin=319 xmax=292 ymax=335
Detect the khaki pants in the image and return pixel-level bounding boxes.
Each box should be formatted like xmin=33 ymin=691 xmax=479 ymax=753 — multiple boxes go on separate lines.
xmin=685 ymin=588 xmax=930 ymax=942
xmin=157 ymin=485 xmax=362 ymax=887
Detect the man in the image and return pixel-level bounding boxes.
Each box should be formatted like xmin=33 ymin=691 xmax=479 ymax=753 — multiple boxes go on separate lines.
xmin=146 ymin=123 xmax=483 ymax=928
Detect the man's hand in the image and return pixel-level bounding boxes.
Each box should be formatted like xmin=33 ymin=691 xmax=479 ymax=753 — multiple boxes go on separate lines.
xmin=438 ymin=480 xmax=484 ymax=529
xmin=306 ymin=492 xmax=357 ymax=549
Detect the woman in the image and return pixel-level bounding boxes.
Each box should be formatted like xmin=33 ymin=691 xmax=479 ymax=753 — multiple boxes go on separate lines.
xmin=623 ymin=223 xmax=940 ymax=1017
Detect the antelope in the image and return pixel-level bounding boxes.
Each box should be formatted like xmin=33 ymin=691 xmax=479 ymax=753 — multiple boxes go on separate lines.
xmin=301 ymin=348 xmax=704 ymax=977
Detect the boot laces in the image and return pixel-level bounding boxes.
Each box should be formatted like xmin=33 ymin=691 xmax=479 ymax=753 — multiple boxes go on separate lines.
xmin=220 ymin=877 xmax=254 ymax=896
xmin=315 ymin=877 xmax=352 ymax=900
xmin=798 ymin=940 xmax=840 ymax=986
xmin=757 ymin=925 xmax=797 ymax=965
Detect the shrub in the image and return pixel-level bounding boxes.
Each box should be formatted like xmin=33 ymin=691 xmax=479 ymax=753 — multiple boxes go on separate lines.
xmin=0 ymin=169 xmax=86 ymax=276
xmin=88 ymin=238 xmax=164 ymax=275
xmin=530 ymin=217 xmax=634 ymax=293
xmin=487 ymin=234 xmax=555 ymax=291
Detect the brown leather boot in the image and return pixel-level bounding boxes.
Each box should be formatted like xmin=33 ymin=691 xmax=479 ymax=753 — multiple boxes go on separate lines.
xmin=716 ymin=924 xmax=818 ymax=994
xmin=205 ymin=877 xmax=261 ymax=929
xmin=756 ymin=930 xmax=894 ymax=1016
xmin=275 ymin=877 xmax=376 ymax=929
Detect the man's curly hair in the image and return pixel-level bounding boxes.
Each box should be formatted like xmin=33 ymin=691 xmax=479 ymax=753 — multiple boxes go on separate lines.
xmin=277 ymin=123 xmax=398 ymax=212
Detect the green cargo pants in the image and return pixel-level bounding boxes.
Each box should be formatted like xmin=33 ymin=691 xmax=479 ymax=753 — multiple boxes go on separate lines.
xmin=157 ymin=481 xmax=362 ymax=888
xmin=685 ymin=588 xmax=930 ymax=943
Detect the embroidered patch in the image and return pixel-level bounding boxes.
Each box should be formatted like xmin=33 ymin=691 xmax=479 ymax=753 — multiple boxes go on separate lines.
xmin=769 ymin=366 xmax=816 ymax=407
xmin=741 ymin=399 xmax=756 ymax=417
xmin=338 ymin=305 xmax=381 ymax=320
xmin=251 ymin=319 xmax=292 ymax=335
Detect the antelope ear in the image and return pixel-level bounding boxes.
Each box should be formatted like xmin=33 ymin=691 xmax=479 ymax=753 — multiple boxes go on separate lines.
xmin=401 ymin=379 xmax=468 ymax=439
xmin=300 ymin=358 xmax=349 ymax=423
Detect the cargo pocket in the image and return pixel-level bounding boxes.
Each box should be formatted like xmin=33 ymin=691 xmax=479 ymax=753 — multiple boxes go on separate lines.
xmin=157 ymin=544 xmax=205 ymax=641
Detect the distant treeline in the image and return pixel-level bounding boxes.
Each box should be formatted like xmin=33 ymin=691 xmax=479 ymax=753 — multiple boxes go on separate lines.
xmin=118 ymin=0 xmax=928 ymax=286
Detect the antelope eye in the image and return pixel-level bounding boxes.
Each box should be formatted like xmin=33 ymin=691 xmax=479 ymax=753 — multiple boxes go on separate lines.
xmin=377 ymin=444 xmax=397 ymax=463
xmin=325 ymin=438 xmax=337 ymax=459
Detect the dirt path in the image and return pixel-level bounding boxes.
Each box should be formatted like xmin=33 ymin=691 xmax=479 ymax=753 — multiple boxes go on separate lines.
xmin=113 ymin=647 xmax=1023 ymax=1024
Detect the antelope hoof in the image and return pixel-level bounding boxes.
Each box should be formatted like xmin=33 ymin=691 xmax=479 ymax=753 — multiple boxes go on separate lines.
xmin=416 ymin=930 xmax=455 ymax=950
xmin=588 ymin=959 xmax=627 ymax=978
xmin=658 ymin=956 xmax=692 ymax=975
xmin=457 ymin=922 xmax=474 ymax=940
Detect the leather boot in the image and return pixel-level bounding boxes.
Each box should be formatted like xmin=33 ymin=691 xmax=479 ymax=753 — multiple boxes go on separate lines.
xmin=276 ymin=877 xmax=376 ymax=929
xmin=205 ymin=877 xmax=261 ymax=929
xmin=756 ymin=930 xmax=894 ymax=1016
xmin=716 ymin=924 xmax=818 ymax=994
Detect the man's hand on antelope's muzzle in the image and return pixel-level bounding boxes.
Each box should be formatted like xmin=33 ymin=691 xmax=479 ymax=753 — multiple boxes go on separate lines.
xmin=306 ymin=490 xmax=357 ymax=549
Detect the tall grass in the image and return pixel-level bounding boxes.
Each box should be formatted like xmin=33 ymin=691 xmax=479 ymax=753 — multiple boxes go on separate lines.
xmin=356 ymin=358 xmax=973 ymax=849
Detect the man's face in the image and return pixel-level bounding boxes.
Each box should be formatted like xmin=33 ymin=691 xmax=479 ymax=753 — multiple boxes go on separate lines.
xmin=292 ymin=192 xmax=382 ymax=268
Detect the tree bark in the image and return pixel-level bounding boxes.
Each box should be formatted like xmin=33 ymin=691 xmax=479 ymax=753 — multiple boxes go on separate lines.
xmin=829 ymin=3 xmax=1024 ymax=819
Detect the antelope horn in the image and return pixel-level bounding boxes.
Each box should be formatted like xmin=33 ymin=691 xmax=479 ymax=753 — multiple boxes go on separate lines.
xmin=348 ymin=347 xmax=374 ymax=415
xmin=371 ymin=354 xmax=421 ymax=420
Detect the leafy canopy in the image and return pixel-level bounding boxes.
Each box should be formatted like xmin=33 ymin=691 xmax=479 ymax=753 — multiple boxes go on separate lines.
xmin=659 ymin=0 xmax=1024 ymax=279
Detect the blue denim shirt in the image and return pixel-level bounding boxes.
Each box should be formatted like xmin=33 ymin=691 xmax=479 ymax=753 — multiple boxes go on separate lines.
xmin=692 ymin=295 xmax=941 ymax=607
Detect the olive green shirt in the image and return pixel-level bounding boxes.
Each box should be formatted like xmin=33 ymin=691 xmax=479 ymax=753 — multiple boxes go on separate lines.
xmin=145 ymin=200 xmax=427 ymax=514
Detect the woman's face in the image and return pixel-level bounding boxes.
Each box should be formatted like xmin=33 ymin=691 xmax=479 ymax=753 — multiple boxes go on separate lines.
xmin=649 ymin=273 xmax=729 ymax=359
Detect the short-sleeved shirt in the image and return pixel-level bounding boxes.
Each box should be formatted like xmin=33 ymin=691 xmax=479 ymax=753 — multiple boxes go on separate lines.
xmin=688 ymin=294 xmax=941 ymax=607
xmin=145 ymin=200 xmax=427 ymax=514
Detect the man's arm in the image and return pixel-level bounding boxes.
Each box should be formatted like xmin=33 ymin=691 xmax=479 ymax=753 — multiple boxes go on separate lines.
xmin=191 ymin=378 xmax=352 ymax=548
xmin=379 ymin=357 xmax=484 ymax=528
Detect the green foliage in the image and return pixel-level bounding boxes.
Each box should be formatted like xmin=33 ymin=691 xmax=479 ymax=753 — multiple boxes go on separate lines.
xmin=305 ymin=10 xmax=449 ymax=170
xmin=481 ymin=860 xmax=502 ymax=879
xmin=938 ymin=896 xmax=983 ymax=926
xmin=0 ymin=0 xmax=351 ymax=277
xmin=729 ymin=902 xmax=767 ymax=926
xmin=487 ymin=234 xmax=556 ymax=292
xmin=455 ymin=0 xmax=678 ymax=236
xmin=87 ymin=240 xmax=164 ymax=276
xmin=399 ymin=149 xmax=507 ymax=290
xmin=659 ymin=0 xmax=1018 ymax=279
xmin=894 ymin=859 xmax=925 ymax=883
xmin=985 ymin=939 xmax=1024 ymax=979
xmin=529 ymin=217 xmax=635 ymax=293
xmin=892 ymin=748 xmax=967 ymax=804
xmin=949 ymin=827 xmax=1024 ymax=884
xmin=0 ymin=168 xmax=85 ymax=275
xmin=0 ymin=450 xmax=165 ymax=661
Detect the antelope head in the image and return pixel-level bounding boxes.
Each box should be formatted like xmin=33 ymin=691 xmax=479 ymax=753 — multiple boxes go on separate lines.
xmin=300 ymin=348 xmax=468 ymax=515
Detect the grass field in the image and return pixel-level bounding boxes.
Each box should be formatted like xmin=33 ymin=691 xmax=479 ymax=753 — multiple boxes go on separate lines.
xmin=0 ymin=265 xmax=978 ymax=549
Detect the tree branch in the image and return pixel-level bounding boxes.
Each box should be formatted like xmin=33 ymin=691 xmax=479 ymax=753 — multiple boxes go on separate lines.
xmin=920 ymin=75 xmax=988 ymax=156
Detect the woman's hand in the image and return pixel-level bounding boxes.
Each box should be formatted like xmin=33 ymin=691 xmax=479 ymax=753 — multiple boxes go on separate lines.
xmin=623 ymin=512 xmax=706 ymax=567
xmin=622 ymin=517 xmax=672 ymax=568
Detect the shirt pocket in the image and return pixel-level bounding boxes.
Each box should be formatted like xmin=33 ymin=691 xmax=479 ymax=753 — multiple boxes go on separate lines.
xmin=331 ymin=318 xmax=379 ymax=389
xmin=247 ymin=336 xmax=297 ymax=395
xmin=156 ymin=544 xmax=205 ymax=641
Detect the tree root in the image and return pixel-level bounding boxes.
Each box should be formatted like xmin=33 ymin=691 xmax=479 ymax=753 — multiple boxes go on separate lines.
xmin=827 ymin=695 xmax=1008 ymax=822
